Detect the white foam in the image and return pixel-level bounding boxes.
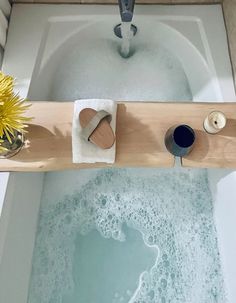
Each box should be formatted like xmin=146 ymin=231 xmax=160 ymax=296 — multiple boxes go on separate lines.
xmin=47 ymin=34 xmax=192 ymax=101
xmin=28 ymin=168 xmax=226 ymax=303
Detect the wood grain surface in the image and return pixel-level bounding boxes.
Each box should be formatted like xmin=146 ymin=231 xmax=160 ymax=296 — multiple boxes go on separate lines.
xmin=1 ymin=102 xmax=236 ymax=171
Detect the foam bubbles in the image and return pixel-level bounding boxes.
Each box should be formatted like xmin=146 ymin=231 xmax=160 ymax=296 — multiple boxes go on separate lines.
xmin=28 ymin=168 xmax=226 ymax=303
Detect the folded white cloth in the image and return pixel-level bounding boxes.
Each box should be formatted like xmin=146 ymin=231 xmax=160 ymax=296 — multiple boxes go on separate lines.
xmin=72 ymin=99 xmax=117 ymax=164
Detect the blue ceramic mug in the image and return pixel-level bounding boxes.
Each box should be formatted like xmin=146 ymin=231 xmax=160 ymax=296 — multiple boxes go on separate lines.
xmin=165 ymin=124 xmax=195 ymax=157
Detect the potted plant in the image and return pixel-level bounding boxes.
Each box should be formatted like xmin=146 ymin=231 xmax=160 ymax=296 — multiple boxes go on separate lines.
xmin=0 ymin=71 xmax=32 ymax=158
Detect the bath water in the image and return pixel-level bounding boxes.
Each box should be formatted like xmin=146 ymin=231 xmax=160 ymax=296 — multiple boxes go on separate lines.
xmin=47 ymin=24 xmax=192 ymax=101
xmin=27 ymin=168 xmax=226 ymax=303
xmin=120 ymin=22 xmax=133 ymax=58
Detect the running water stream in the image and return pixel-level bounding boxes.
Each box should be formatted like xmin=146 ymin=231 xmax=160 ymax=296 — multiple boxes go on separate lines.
xmin=120 ymin=22 xmax=133 ymax=58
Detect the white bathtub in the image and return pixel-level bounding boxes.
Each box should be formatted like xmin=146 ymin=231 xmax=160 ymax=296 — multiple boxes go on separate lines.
xmin=0 ymin=4 xmax=236 ymax=303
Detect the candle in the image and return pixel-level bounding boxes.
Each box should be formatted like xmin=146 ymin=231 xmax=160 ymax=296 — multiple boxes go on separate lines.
xmin=203 ymin=111 xmax=226 ymax=134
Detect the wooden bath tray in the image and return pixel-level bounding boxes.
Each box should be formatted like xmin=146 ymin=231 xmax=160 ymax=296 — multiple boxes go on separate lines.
xmin=0 ymin=102 xmax=236 ymax=171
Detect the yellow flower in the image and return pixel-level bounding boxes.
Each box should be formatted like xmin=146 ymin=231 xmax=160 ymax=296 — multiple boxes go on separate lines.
xmin=0 ymin=71 xmax=32 ymax=147
xmin=0 ymin=72 xmax=14 ymax=101
xmin=0 ymin=138 xmax=7 ymax=152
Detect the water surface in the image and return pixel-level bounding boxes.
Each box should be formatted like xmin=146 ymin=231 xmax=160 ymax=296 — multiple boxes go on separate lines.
xmin=28 ymin=168 xmax=226 ymax=303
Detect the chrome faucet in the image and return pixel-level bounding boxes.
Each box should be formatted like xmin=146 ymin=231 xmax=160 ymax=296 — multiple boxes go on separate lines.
xmin=118 ymin=0 xmax=135 ymax=22
xmin=114 ymin=0 xmax=137 ymax=38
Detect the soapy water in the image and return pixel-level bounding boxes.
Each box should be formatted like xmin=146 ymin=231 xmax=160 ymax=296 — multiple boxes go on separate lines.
xmin=50 ymin=40 xmax=192 ymax=101
xmin=120 ymin=22 xmax=133 ymax=58
xmin=69 ymin=227 xmax=159 ymax=303
xmin=27 ymin=168 xmax=226 ymax=303
xmin=48 ymin=36 xmax=192 ymax=101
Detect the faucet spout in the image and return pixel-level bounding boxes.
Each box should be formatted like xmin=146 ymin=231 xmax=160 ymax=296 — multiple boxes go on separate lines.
xmin=114 ymin=0 xmax=137 ymax=39
xmin=118 ymin=0 xmax=135 ymax=22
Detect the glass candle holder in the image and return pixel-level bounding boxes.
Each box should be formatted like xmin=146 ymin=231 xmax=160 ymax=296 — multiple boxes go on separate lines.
xmin=203 ymin=111 xmax=226 ymax=134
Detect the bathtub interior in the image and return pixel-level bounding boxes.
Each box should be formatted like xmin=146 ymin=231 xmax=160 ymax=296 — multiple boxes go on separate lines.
xmin=0 ymin=3 xmax=236 ymax=303
xmin=28 ymin=16 xmax=223 ymax=102
xmin=0 ymin=173 xmax=9 ymax=216
xmin=26 ymin=168 xmax=229 ymax=303
xmin=3 ymin=4 xmax=235 ymax=102
xmin=0 ymin=173 xmax=44 ymax=303
xmin=0 ymin=169 xmax=236 ymax=303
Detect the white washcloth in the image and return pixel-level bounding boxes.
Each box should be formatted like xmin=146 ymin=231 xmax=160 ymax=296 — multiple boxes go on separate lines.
xmin=72 ymin=99 xmax=117 ymax=163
